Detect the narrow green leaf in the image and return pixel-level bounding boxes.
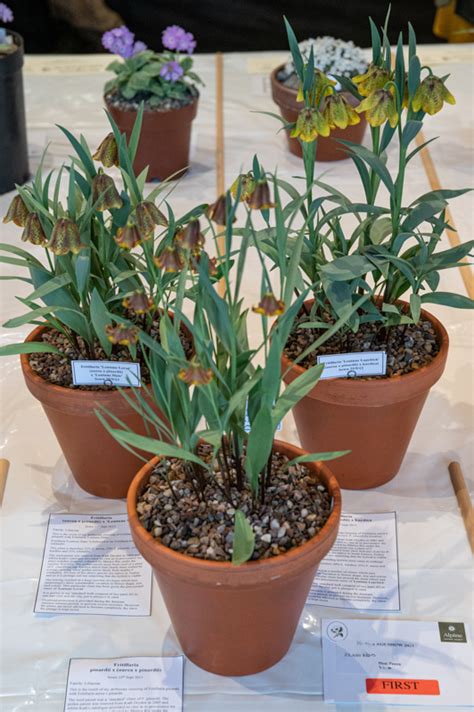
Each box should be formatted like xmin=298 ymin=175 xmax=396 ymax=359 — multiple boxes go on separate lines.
xmin=90 ymin=288 xmax=113 ymax=357
xmin=0 ymin=342 xmax=63 ymax=357
xmin=420 ymin=292 xmax=474 ymax=309
xmin=232 ymin=511 xmax=255 ymax=566
xmin=286 ymin=450 xmax=350 ymax=468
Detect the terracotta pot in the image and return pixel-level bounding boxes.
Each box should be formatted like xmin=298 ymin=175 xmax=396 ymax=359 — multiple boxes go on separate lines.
xmin=270 ymin=65 xmax=367 ymax=162
xmin=21 ymin=326 xmax=166 ymax=499
xmin=0 ymin=31 xmax=29 ymax=194
xmin=106 ymin=95 xmax=198 ymax=181
xmin=127 ymin=439 xmax=341 ymax=676
xmin=282 ymin=302 xmax=449 ymax=489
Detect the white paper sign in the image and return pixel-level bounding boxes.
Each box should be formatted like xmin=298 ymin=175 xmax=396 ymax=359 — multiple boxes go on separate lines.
xmin=322 ymin=618 xmax=473 ymax=706
xmin=317 ymin=351 xmax=386 ymax=379
xmin=64 ymin=656 xmax=183 ymax=711
xmin=34 ymin=514 xmax=152 ymax=616
xmin=308 ymin=512 xmax=400 ymax=611
xmin=71 ymin=360 xmax=141 ymax=387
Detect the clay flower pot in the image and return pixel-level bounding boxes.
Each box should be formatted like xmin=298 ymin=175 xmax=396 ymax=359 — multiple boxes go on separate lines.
xmin=127 ymin=439 xmax=341 ymax=676
xmin=0 ymin=31 xmax=29 ymax=194
xmin=270 ymin=64 xmax=367 ymax=162
xmin=106 ymin=96 xmax=198 ymax=181
xmin=21 ymin=326 xmax=166 ymax=499
xmin=282 ymin=302 xmax=449 ymax=489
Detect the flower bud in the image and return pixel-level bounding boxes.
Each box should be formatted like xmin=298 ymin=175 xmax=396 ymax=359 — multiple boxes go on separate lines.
xmin=105 ymin=323 xmax=140 ymax=345
xmin=412 ymin=75 xmax=455 ymax=115
xmin=91 ymin=170 xmax=123 ymax=211
xmin=48 ymin=218 xmax=85 ymax=256
xmin=92 ymin=132 xmax=119 ymax=168
xmin=252 ymin=292 xmax=285 ymax=317
xmin=174 ymin=220 xmax=205 ymax=251
xmin=122 ymin=291 xmax=154 ymax=314
xmin=3 ymin=194 xmax=29 ymax=227
xmin=114 ymin=223 xmax=143 ymax=250
xmin=154 ymin=246 xmax=184 ymax=273
xmin=246 ymin=178 xmax=276 ymax=210
xmin=135 ymin=201 xmax=168 ymax=238
xmin=21 ymin=213 xmax=47 ymax=246
xmin=178 ymin=359 xmax=213 ymax=386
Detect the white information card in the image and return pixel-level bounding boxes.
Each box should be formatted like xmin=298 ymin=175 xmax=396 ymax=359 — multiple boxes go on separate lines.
xmin=71 ymin=360 xmax=141 ymax=387
xmin=322 ymin=618 xmax=473 ymax=706
xmin=34 ymin=514 xmax=152 ymax=616
xmin=317 ymin=351 xmax=386 ymax=379
xmin=64 ymin=656 xmax=183 ymax=711
xmin=308 ymin=512 xmax=400 ymax=611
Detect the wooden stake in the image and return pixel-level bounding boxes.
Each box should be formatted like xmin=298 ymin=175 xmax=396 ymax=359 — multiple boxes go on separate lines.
xmin=0 ymin=459 xmax=10 ymax=506
xmin=215 ymin=52 xmax=226 ymax=297
xmin=416 ymin=131 xmax=474 ymax=299
xmin=448 ymin=461 xmax=474 ymax=554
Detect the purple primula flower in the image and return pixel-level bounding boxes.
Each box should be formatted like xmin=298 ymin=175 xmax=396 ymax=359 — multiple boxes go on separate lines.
xmin=102 ymin=26 xmax=137 ymax=59
xmin=0 ymin=2 xmax=13 ymax=23
xmin=160 ymin=61 xmax=184 ymax=82
xmin=162 ymin=25 xmax=196 ymax=54
xmin=132 ymin=40 xmax=148 ymax=55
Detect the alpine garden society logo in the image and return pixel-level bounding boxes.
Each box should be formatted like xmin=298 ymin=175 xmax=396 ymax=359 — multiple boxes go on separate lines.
xmin=438 ymin=622 xmax=467 ymax=643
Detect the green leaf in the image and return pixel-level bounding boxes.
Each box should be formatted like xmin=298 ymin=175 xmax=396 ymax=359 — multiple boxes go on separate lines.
xmin=232 ymin=510 xmax=255 ymax=566
xmin=283 ymin=16 xmax=304 ymax=82
xmin=369 ymin=217 xmax=392 ymax=245
xmin=0 ymin=342 xmax=63 ymax=357
xmin=128 ymin=103 xmax=144 ymax=162
xmin=245 ymin=405 xmax=274 ymax=492
xmin=420 ymin=292 xmax=474 ymax=309
xmin=90 ymin=288 xmax=113 ymax=357
xmin=408 ymin=55 xmax=420 ymax=98
xmin=402 ymin=120 xmax=422 ymax=149
xmin=340 ymin=142 xmax=395 ymax=195
xmin=25 ymin=273 xmax=73 ymax=302
xmin=74 ymin=250 xmax=90 ymax=296
xmin=368 ymin=16 xmax=381 ymax=64
xmin=321 ymin=255 xmax=374 ymax=281
xmin=272 ymin=364 xmax=323 ymax=426
xmin=285 ymin=450 xmax=350 ymax=468
xmin=102 ymin=427 xmax=208 ymax=466
xmin=410 ymin=293 xmax=421 ymax=322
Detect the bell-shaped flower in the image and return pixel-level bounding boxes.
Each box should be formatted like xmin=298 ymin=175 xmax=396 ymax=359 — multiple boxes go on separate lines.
xmin=21 ymin=213 xmax=47 ymax=246
xmin=252 ymin=292 xmax=285 ymax=317
xmin=135 ymin=201 xmax=167 ymax=238
xmin=92 ymin=132 xmax=119 ymax=168
xmin=352 ymin=63 xmax=391 ymax=97
xmin=3 ymin=194 xmax=29 ymax=227
xmin=174 ymin=220 xmax=205 ymax=251
xmin=246 ymin=178 xmax=276 ymax=210
xmin=122 ymin=291 xmax=154 ymax=314
xmin=105 ymin=323 xmax=140 ymax=345
xmin=154 ymin=245 xmax=184 ymax=273
xmin=178 ymin=359 xmax=213 ymax=386
xmin=356 ymin=88 xmax=399 ymax=128
xmin=207 ymin=194 xmax=234 ymax=225
xmin=230 ymin=172 xmax=256 ymax=202
xmin=412 ymin=75 xmax=455 ymax=115
xmin=91 ymin=170 xmax=123 ymax=212
xmin=48 ymin=218 xmax=86 ymax=256
xmin=114 ymin=222 xmax=143 ymax=250
xmin=290 ymin=107 xmax=330 ymax=142
xmin=323 ymin=93 xmax=360 ymax=129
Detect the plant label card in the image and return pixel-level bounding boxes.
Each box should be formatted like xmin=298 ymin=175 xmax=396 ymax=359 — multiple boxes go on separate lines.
xmin=322 ymin=618 xmax=473 ymax=706
xmin=64 ymin=656 xmax=183 ymax=711
xmin=34 ymin=514 xmax=152 ymax=616
xmin=71 ymin=360 xmax=141 ymax=387
xmin=317 ymin=351 xmax=386 ymax=379
xmin=307 ymin=512 xmax=400 ymax=611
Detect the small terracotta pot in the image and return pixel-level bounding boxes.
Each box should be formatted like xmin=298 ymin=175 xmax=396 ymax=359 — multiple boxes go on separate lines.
xmin=127 ymin=439 xmax=341 ymax=676
xmin=21 ymin=326 xmax=166 ymax=499
xmin=282 ymin=301 xmax=449 ymax=489
xmin=106 ymin=96 xmax=198 ymax=181
xmin=270 ymin=65 xmax=367 ymax=162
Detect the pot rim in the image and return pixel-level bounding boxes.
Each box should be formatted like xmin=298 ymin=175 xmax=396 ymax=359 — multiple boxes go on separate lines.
xmin=0 ymin=30 xmax=24 ymax=76
xmin=104 ymin=91 xmax=199 ymax=117
xmin=127 ymin=438 xmax=342 ymax=577
xmin=270 ymin=63 xmax=353 ymax=101
xmin=282 ymin=299 xmax=449 ymax=396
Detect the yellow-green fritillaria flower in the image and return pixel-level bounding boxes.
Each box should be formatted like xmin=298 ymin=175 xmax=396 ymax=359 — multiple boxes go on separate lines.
xmin=3 ymin=194 xmax=29 ymax=227
xmin=356 ymin=89 xmax=399 ymax=128
xmin=230 ymin=172 xmax=256 ymax=202
xmin=296 ymin=70 xmax=336 ymax=105
xmin=48 ymin=218 xmax=86 ymax=256
xmin=323 ymin=94 xmax=361 ymax=130
xmin=412 ymin=75 xmax=456 ymax=115
xmin=290 ymin=107 xmax=330 ymax=142
xmin=352 ymin=63 xmax=391 ymax=97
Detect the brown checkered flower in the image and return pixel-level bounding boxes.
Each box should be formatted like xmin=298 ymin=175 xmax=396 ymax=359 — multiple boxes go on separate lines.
xmin=105 ymin=323 xmax=140 ymax=345
xmin=48 ymin=218 xmax=86 ymax=256
xmin=21 ymin=213 xmax=47 ymax=246
xmin=114 ymin=223 xmax=143 ymax=250
xmin=252 ymin=292 xmax=285 ymax=317
xmin=246 ymin=179 xmax=276 ymax=210
xmin=178 ymin=359 xmax=213 ymax=386
xmin=3 ymin=194 xmax=29 ymax=227
xmin=122 ymin=291 xmax=154 ymax=314
xmin=135 ymin=201 xmax=168 ymax=238
xmin=154 ymin=246 xmax=184 ymax=273
xmin=92 ymin=132 xmax=119 ymax=168
xmin=207 ymin=194 xmax=235 ymax=225
xmin=174 ymin=220 xmax=205 ymax=251
xmin=91 ymin=170 xmax=123 ymax=211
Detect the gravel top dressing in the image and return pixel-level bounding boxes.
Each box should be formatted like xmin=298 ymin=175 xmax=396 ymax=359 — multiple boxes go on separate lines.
xmin=137 ymin=448 xmax=332 ymax=562
xmin=28 ymin=319 xmax=193 ymax=389
xmin=285 ymin=317 xmax=440 ymax=377
xmin=106 ymin=86 xmax=198 ymax=113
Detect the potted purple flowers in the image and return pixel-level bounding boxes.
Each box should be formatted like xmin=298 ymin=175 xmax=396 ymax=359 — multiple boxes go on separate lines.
xmin=102 ymin=24 xmax=202 ymax=180
xmin=0 ymin=2 xmax=29 ymax=194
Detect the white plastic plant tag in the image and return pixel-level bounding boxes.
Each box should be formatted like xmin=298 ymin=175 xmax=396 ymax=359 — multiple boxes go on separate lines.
xmin=317 ymin=351 xmax=386 ymax=379
xmin=244 ymin=401 xmax=282 ymax=433
xmin=71 ymin=360 xmax=141 ymax=387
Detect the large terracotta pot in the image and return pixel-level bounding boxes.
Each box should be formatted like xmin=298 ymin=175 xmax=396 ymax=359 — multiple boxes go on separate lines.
xmin=21 ymin=326 xmax=165 ymax=499
xmin=127 ymin=439 xmax=341 ymax=676
xmin=270 ymin=64 xmax=367 ymax=162
xmin=106 ymin=96 xmax=198 ymax=181
xmin=282 ymin=302 xmax=449 ymax=489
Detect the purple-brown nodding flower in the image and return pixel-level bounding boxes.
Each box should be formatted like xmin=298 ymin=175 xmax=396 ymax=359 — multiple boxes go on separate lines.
xmin=174 ymin=220 xmax=205 ymax=251
xmin=122 ymin=291 xmax=154 ymax=314
xmin=48 ymin=218 xmax=85 ymax=256
xmin=252 ymin=292 xmax=285 ymax=317
xmin=207 ymin=194 xmax=235 ymax=225
xmin=91 ymin=171 xmax=123 ymax=212
xmin=114 ymin=223 xmax=143 ymax=250
xmin=154 ymin=246 xmax=184 ymax=273
xmin=135 ymin=201 xmax=168 ymax=238
xmin=21 ymin=213 xmax=47 ymax=246
xmin=246 ymin=179 xmax=276 ymax=210
xmin=92 ymin=132 xmax=119 ymax=168
xmin=105 ymin=323 xmax=140 ymax=345
xmin=178 ymin=359 xmax=213 ymax=386
xmin=3 ymin=194 xmax=29 ymax=227
xmin=191 ymin=251 xmax=218 ymax=277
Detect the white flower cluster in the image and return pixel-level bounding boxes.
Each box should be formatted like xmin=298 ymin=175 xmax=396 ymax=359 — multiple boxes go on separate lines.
xmin=282 ymin=36 xmax=368 ymax=80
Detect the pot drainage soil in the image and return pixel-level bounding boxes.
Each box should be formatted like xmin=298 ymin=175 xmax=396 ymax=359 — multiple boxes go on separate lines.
xmin=137 ymin=447 xmax=332 ymax=562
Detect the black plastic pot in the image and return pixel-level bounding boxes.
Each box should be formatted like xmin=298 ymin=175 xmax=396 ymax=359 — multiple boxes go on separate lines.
xmin=0 ymin=31 xmax=29 ymax=195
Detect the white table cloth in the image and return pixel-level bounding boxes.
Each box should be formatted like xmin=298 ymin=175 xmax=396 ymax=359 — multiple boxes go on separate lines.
xmin=1 ymin=48 xmax=473 ymax=711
